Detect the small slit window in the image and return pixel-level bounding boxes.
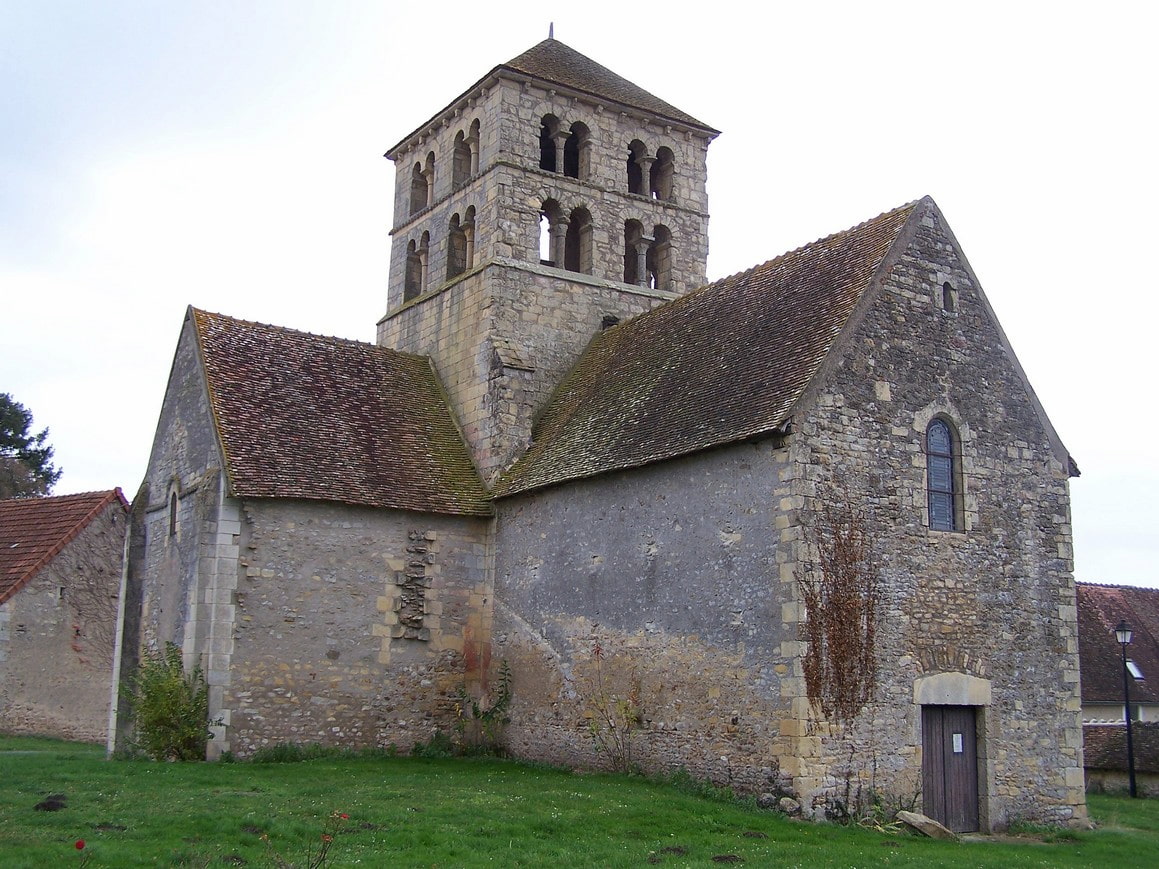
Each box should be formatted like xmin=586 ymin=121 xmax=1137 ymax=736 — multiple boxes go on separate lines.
xmin=941 ymin=281 xmax=957 ymax=313
xmin=169 ymin=492 xmax=178 ymax=537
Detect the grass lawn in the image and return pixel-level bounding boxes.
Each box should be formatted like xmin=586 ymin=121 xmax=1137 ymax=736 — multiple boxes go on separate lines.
xmin=1 ymin=735 xmax=1156 ymax=867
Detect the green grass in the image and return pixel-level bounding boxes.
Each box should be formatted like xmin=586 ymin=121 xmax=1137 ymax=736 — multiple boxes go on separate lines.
xmin=1 ymin=736 xmax=1157 ymax=867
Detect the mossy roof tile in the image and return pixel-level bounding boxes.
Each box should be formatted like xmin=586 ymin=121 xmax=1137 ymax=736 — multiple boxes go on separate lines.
xmin=192 ymin=310 xmax=491 ymax=517
xmin=495 ymin=201 xmax=920 ymax=497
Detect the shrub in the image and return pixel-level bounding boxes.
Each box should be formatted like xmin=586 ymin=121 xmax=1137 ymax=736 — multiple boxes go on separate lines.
xmin=453 ymin=660 xmax=513 ymax=756
xmin=129 ymin=642 xmax=216 ymax=761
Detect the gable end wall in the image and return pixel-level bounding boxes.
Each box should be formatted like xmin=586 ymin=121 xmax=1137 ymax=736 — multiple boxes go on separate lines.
xmin=780 ymin=206 xmax=1084 ymax=826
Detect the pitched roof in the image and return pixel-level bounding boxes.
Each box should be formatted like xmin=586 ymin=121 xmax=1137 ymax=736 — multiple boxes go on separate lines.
xmin=494 ymin=200 xmax=921 ymax=497
xmin=386 ymin=38 xmax=716 ymax=157
xmin=1077 ymin=582 xmax=1159 ymax=704
xmin=499 ymin=39 xmax=716 ymax=132
xmin=0 ymin=490 xmax=128 ymax=605
xmin=1083 ymin=723 xmax=1159 ymax=774
xmin=191 ymin=309 xmax=491 ymax=517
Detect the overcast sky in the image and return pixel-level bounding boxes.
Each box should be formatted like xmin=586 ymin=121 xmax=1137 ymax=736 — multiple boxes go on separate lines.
xmin=2 ymin=1 xmax=1155 ymax=587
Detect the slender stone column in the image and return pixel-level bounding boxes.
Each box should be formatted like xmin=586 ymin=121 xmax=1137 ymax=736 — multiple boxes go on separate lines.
xmin=553 ymin=132 xmax=569 ymax=174
xmin=635 ymin=237 xmax=654 ymax=288
xmin=550 ymin=219 xmax=569 ymax=267
xmin=637 ymin=156 xmax=655 ymax=195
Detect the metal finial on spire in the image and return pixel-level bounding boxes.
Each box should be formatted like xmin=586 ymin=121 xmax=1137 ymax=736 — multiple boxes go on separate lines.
xmin=549 ymin=22 xmax=554 ymax=39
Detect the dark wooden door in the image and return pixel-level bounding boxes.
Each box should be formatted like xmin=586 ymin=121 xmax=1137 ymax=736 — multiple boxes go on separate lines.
xmin=922 ymin=705 xmax=979 ymax=832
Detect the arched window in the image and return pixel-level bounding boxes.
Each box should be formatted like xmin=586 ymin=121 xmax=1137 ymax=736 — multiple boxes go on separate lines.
xmin=404 ymin=232 xmax=429 ymax=301
xmin=540 ymin=199 xmax=565 ymax=266
xmin=423 ymin=152 xmax=435 ymax=204
xmin=453 ymin=131 xmax=471 ymax=189
xmin=624 ymin=219 xmax=646 ymax=285
xmin=564 ymin=207 xmax=592 ymax=274
xmin=468 ymin=119 xmax=481 ymax=175
xmin=409 ymin=162 xmax=428 ymax=216
xmin=447 ymin=214 xmax=467 ymax=280
xmin=539 ymin=115 xmax=560 ymax=172
xmin=463 ymin=205 xmax=476 ymax=272
xmin=647 ymin=225 xmax=672 ymax=290
xmin=405 ymin=240 xmax=422 ymax=301
xmin=627 ymin=140 xmax=646 ymax=194
xmin=564 ymin=122 xmax=590 ymax=179
xmin=650 ymin=147 xmax=675 ymax=200
xmin=927 ymin=418 xmax=961 ymax=532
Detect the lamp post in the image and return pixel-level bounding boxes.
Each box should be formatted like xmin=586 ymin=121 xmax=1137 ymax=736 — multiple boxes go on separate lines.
xmin=1114 ymin=619 xmax=1138 ymax=798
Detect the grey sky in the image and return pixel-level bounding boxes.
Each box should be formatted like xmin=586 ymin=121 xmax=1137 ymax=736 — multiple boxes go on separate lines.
xmin=2 ymin=1 xmax=1155 ymax=586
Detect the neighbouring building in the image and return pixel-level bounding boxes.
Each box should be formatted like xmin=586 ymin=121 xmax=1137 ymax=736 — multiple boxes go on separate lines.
xmin=117 ymin=37 xmax=1087 ymax=830
xmin=1077 ymin=582 xmax=1159 ymax=724
xmin=0 ymin=490 xmax=128 ymax=742
xmin=1076 ymin=582 xmax=1159 ymax=795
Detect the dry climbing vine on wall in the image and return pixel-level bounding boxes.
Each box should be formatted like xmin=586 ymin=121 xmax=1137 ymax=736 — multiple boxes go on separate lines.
xmin=798 ymin=491 xmax=879 ymax=724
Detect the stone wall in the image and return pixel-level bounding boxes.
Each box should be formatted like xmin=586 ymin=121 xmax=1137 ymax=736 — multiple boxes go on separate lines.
xmin=378 ymin=262 xmax=673 ymax=479
xmin=773 ymin=206 xmax=1086 ymax=826
xmin=128 ymin=312 xmax=227 ymax=662
xmin=117 ymin=311 xmax=233 ymax=752
xmin=0 ymin=503 xmax=125 ymax=743
xmin=221 ymin=499 xmax=490 ymax=757
xmin=493 ymin=441 xmax=794 ymax=791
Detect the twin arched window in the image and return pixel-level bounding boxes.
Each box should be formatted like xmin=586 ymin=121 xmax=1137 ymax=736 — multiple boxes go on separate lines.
xmin=926 ymin=418 xmax=961 ymax=532
xmin=627 ymin=142 xmax=675 ymax=200
xmin=624 ymin=220 xmax=672 ymax=289
xmin=539 ymin=200 xmax=592 ymax=274
xmin=539 ymin=116 xmax=590 ymax=180
xmin=446 ymin=208 xmax=476 ymax=281
xmin=409 ymin=152 xmax=435 ymax=217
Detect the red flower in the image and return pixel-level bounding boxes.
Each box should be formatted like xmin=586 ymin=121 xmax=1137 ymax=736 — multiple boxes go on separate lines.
xmin=339 ymin=813 xmax=349 ymax=820
xmin=75 ymin=840 xmax=85 ymax=850
xmin=322 ymin=834 xmax=333 ymax=842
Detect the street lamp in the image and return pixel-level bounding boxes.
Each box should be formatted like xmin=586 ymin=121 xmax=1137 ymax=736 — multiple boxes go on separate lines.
xmin=1114 ymin=619 xmax=1138 ymax=798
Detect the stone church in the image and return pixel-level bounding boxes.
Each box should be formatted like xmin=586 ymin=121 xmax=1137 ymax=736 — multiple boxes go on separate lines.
xmin=115 ymin=37 xmax=1087 ymax=830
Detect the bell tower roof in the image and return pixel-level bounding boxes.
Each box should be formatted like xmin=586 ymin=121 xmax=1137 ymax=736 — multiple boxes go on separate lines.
xmin=386 ymin=38 xmax=716 ymax=159
xmin=500 ymin=39 xmax=717 ymax=133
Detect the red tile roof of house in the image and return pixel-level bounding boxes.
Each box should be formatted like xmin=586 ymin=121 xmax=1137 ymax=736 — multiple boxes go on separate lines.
xmin=1083 ymin=723 xmax=1159 ymax=774
xmin=494 ymin=200 xmax=922 ymax=497
xmin=192 ymin=309 xmax=492 ymax=517
xmin=0 ymin=489 xmax=128 ymax=605
xmin=1078 ymin=582 xmax=1159 ymax=704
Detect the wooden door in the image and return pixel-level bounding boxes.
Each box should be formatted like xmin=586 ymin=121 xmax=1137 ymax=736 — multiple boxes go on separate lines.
xmin=922 ymin=705 xmax=979 ymax=832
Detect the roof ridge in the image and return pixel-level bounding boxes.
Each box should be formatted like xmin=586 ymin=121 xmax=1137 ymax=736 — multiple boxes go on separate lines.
xmin=0 ymin=488 xmax=127 ymax=605
xmin=603 ymin=198 xmax=924 ymax=336
xmin=192 ymin=308 xmax=424 ymax=361
xmin=1078 ymin=581 xmax=1159 ymax=591
xmin=714 ymin=198 xmax=925 ymax=285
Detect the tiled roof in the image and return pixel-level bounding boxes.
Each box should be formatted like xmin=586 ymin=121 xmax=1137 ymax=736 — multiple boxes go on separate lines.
xmin=1077 ymin=582 xmax=1159 ymax=704
xmin=192 ymin=310 xmax=491 ymax=517
xmin=386 ymin=39 xmax=715 ymax=156
xmin=494 ymin=200 xmax=921 ymax=497
xmin=499 ymin=39 xmax=716 ymax=133
xmin=0 ymin=490 xmax=128 ymax=605
xmin=1084 ymin=723 xmax=1159 ymax=774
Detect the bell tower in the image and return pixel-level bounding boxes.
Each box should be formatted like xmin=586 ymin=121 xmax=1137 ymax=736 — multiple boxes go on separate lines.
xmin=377 ymin=38 xmax=718 ymax=481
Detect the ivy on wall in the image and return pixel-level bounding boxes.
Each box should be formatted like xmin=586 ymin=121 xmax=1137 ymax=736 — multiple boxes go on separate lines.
xmin=798 ymin=491 xmax=879 ymax=724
